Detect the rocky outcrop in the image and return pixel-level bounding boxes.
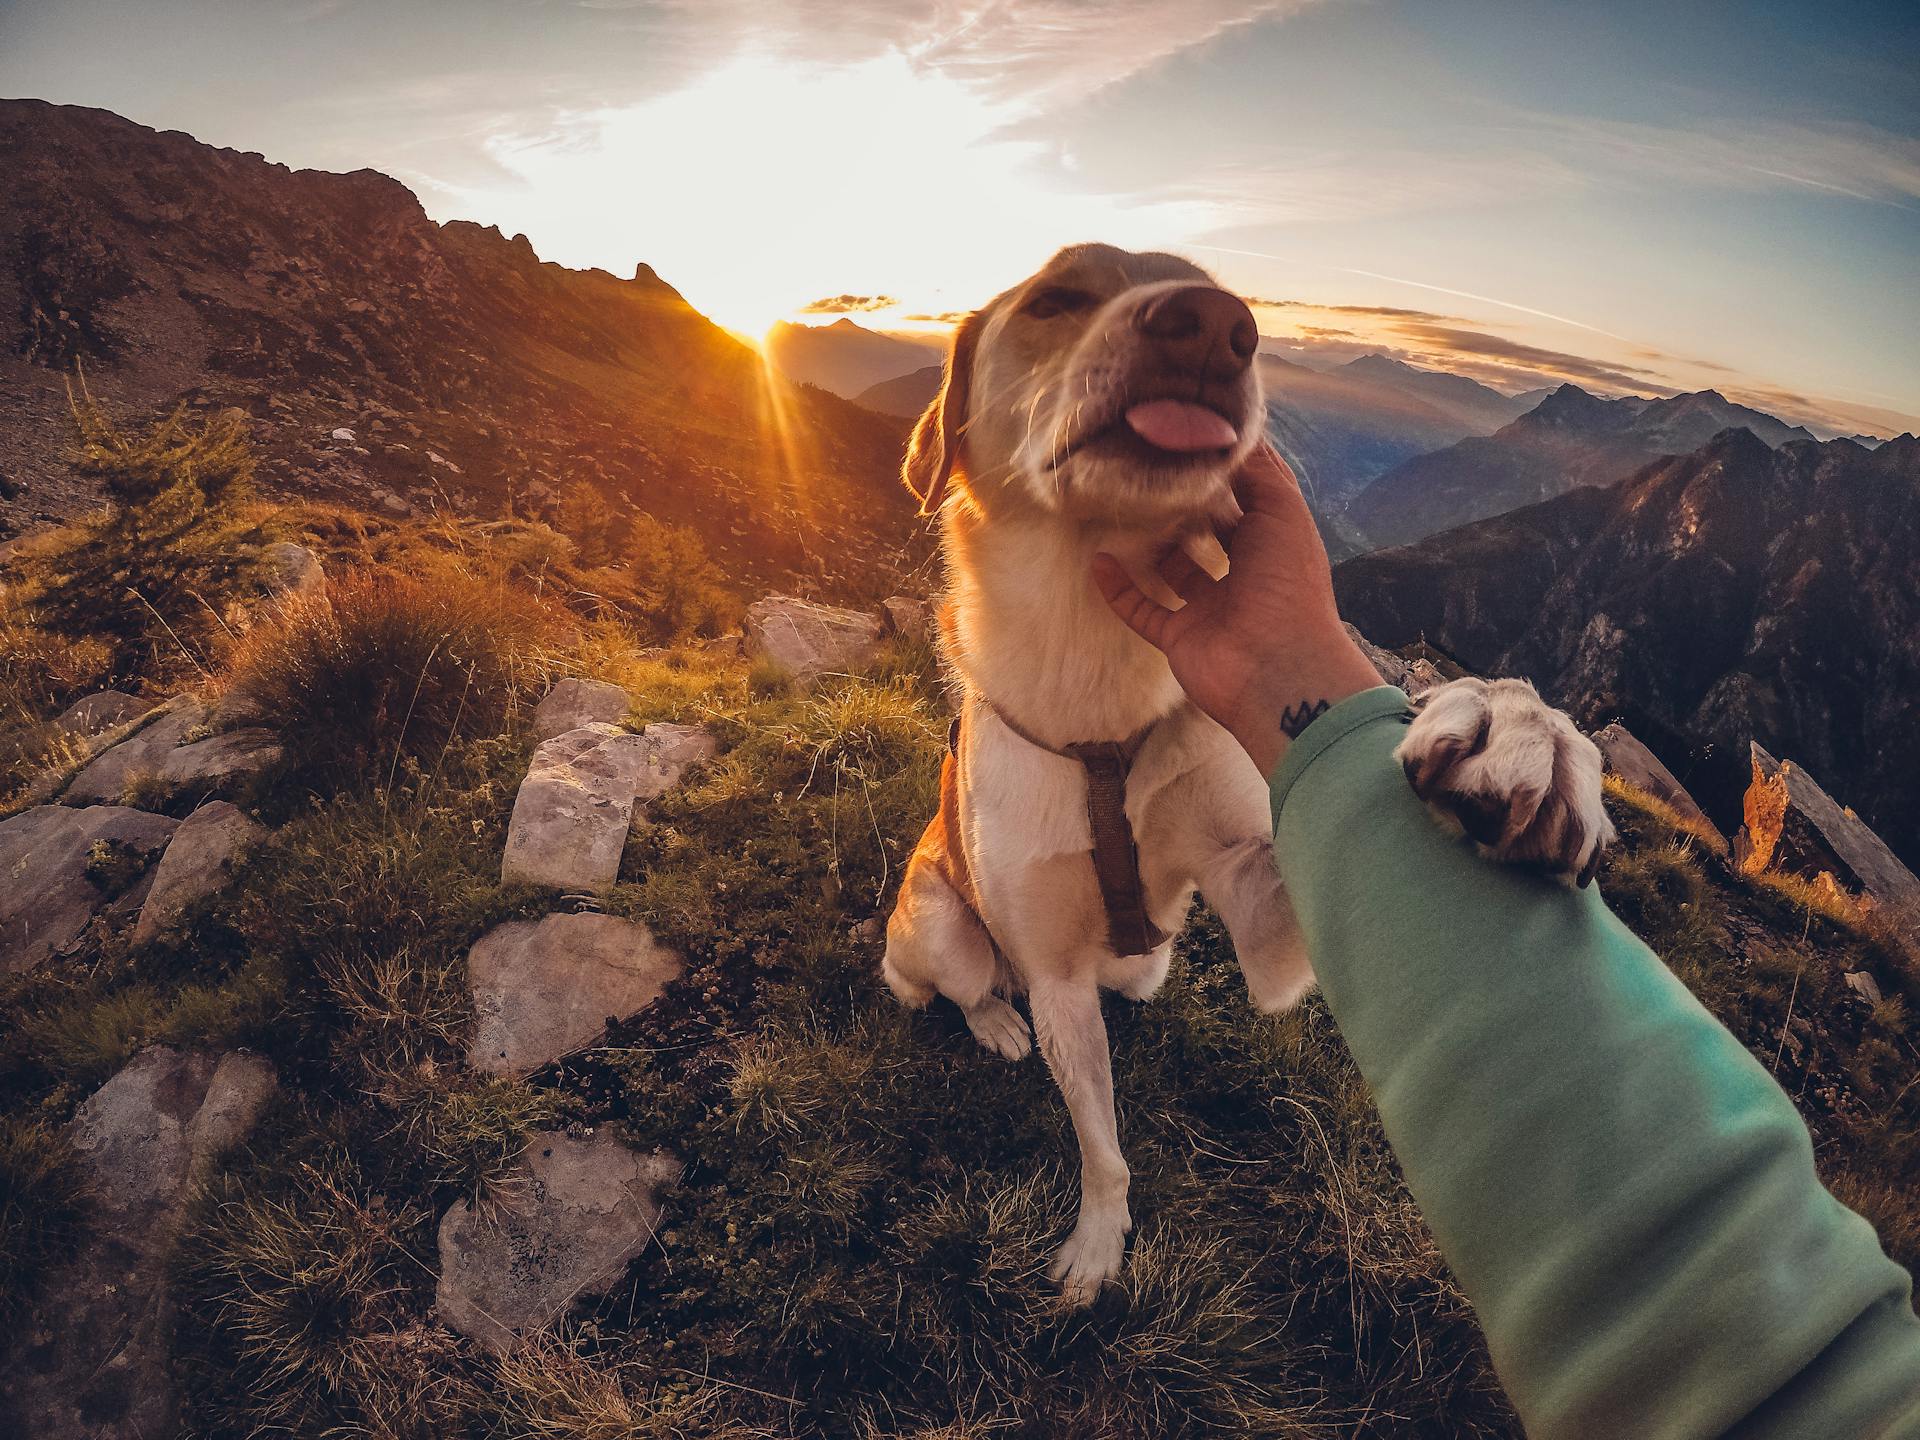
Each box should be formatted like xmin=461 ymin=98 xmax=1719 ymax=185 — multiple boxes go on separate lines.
xmin=61 ymin=699 xmax=282 ymax=808
xmin=880 ymin=595 xmax=934 ymax=648
xmin=532 ymin=677 xmax=631 ymax=741
xmin=0 ymin=1047 xmax=277 ymax=1439
xmin=50 ymin=690 xmax=149 ymax=738
xmin=500 ymin=722 xmax=716 ymax=893
xmin=1593 ymin=722 xmax=1726 ymax=849
xmin=1735 ymin=743 xmax=1920 ymax=952
xmin=0 ymin=804 xmax=178 ymax=973
xmin=259 ymin=540 xmax=326 ymax=604
xmin=131 ymin=800 xmax=267 ymax=946
xmin=467 ymin=912 xmax=682 ymax=1075
xmin=745 ymin=596 xmax=884 ymax=682
xmin=435 ymin=1132 xmax=676 ymax=1354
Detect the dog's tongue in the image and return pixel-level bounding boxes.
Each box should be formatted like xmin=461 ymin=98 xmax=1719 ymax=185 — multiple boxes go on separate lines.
xmin=1124 ymin=399 xmax=1238 ymax=452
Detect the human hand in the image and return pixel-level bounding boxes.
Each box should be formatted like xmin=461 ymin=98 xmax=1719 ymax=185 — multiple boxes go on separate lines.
xmin=1092 ymin=443 xmax=1382 ymax=776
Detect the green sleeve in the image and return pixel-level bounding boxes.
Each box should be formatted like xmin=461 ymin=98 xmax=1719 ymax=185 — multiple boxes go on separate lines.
xmin=1268 ymin=686 xmax=1920 ymax=1439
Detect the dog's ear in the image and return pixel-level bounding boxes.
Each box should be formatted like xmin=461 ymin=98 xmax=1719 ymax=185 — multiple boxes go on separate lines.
xmin=903 ymin=310 xmax=982 ymax=517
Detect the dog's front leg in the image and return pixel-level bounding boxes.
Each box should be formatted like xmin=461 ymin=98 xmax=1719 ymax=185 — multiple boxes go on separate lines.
xmin=1028 ymin=972 xmax=1131 ymax=1305
xmin=1198 ymin=834 xmax=1315 ymax=1014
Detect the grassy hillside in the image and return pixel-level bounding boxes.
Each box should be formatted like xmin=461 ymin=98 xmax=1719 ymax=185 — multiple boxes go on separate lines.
xmin=1 ymin=414 xmax=1914 ymax=1438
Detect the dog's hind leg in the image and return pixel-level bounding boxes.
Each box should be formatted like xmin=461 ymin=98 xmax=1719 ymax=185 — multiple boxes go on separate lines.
xmin=1198 ymin=835 xmax=1315 ymax=1014
xmin=1028 ymin=972 xmax=1131 ymax=1304
xmin=883 ymin=858 xmax=1032 ymax=1061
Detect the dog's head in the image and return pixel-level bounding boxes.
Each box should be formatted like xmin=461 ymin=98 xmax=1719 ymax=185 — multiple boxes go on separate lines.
xmin=904 ymin=243 xmax=1263 ymax=524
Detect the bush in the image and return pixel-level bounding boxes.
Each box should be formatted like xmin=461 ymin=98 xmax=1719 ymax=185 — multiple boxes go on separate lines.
xmin=220 ymin=568 xmax=565 ymax=787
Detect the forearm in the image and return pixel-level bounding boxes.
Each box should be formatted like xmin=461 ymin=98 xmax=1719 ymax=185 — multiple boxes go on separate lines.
xmin=1269 ymin=687 xmax=1920 ymax=1438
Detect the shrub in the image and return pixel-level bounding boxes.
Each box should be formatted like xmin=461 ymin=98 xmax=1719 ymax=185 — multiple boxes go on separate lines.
xmin=623 ymin=511 xmax=741 ymax=641
xmin=220 ymin=568 xmax=564 ymax=787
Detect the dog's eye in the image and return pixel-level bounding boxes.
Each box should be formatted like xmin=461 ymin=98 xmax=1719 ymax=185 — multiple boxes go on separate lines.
xmin=1022 ymin=286 xmax=1096 ymax=320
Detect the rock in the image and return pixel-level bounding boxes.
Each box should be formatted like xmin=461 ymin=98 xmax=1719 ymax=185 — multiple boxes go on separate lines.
xmin=379 ymin=491 xmax=413 ymax=517
xmin=1736 ymin=743 xmax=1920 ymax=953
xmin=501 ymin=723 xmax=715 ymax=893
xmin=1593 ymin=722 xmax=1727 ymax=849
xmin=1344 ymin=622 xmax=1410 ymax=691
xmin=467 ymin=912 xmax=682 ymax=1075
xmin=880 ymin=595 xmax=934 ymax=647
xmin=533 ymin=677 xmax=631 ymax=741
xmin=1845 ymin=971 xmax=1884 ymax=1007
xmin=259 ymin=540 xmax=326 ymax=603
xmin=132 ymin=800 xmax=267 ymax=946
xmin=330 ymin=426 xmax=356 ymax=443
xmin=745 ymin=595 xmax=884 ymax=681
xmin=50 ymin=689 xmax=150 ymax=737
xmin=0 ymin=805 xmax=178 ymax=974
xmin=435 ymin=1132 xmax=676 ymax=1354
xmin=0 ymin=1047 xmax=276 ymax=1439
xmin=63 ymin=699 xmax=283 ymax=808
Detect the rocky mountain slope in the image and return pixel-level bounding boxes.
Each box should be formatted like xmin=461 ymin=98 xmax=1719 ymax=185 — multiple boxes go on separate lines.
xmin=0 ymin=99 xmax=925 ymax=596
xmin=764 ymin=317 xmax=941 ymax=399
xmin=853 ymin=362 xmax=943 ymax=417
xmin=1337 ymin=353 xmax=1532 ymax=435
xmin=1336 ymin=428 xmax=1920 ymax=866
xmin=1346 ymin=382 xmax=1816 ymax=549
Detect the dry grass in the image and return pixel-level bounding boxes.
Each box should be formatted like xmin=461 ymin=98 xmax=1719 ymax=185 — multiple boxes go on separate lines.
xmin=219 ymin=566 xmax=565 ymax=787
xmin=0 ymin=1115 xmax=91 ymax=1324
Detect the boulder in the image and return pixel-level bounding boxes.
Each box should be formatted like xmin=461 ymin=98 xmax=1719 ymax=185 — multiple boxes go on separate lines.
xmin=435 ymin=1132 xmax=676 ymax=1354
xmin=745 ymin=595 xmax=884 ymax=681
xmin=0 ymin=805 xmax=178 ymax=974
xmin=1592 ymin=722 xmax=1727 ymax=849
xmin=532 ymin=677 xmax=631 ymax=741
xmin=1736 ymin=743 xmax=1920 ymax=951
xmin=51 ymin=690 xmax=149 ymax=738
xmin=259 ymin=540 xmax=326 ymax=603
xmin=330 ymin=426 xmax=356 ymax=443
xmin=880 ymin=595 xmax=934 ymax=647
xmin=467 ymin=912 xmax=682 ymax=1075
xmin=501 ymin=723 xmax=715 ymax=893
xmin=132 ymin=800 xmax=268 ymax=946
xmin=63 ymin=699 xmax=283 ymax=808
xmin=0 ymin=1047 xmax=277 ymax=1439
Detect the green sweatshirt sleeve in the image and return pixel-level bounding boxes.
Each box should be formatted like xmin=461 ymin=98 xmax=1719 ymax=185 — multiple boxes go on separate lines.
xmin=1268 ymin=686 xmax=1920 ymax=1440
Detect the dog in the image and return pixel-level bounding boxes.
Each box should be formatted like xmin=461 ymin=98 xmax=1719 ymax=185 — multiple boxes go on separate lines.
xmin=881 ymin=243 xmax=1614 ymax=1303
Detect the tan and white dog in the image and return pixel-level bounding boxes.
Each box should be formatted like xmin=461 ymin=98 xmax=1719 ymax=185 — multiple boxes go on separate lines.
xmin=881 ymin=244 xmax=1612 ymax=1303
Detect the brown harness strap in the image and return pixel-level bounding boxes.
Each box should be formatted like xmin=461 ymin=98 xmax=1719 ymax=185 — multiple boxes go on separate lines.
xmin=949 ymin=697 xmax=1172 ymax=958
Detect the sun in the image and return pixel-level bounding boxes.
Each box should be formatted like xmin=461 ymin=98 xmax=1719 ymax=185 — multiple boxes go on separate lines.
xmin=457 ymin=53 xmax=1220 ymax=349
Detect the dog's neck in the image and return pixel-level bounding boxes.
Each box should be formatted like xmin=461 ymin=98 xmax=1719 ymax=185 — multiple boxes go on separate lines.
xmin=941 ymin=499 xmax=1190 ymax=749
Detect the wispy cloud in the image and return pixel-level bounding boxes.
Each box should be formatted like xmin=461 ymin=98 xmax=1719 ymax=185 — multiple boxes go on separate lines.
xmin=1390 ymin=324 xmax=1667 ymax=393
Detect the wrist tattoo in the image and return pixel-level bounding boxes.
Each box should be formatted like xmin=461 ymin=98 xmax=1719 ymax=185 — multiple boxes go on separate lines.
xmin=1278 ymin=698 xmax=1331 ymax=738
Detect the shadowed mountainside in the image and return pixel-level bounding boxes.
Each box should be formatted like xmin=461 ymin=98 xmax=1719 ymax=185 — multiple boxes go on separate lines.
xmin=1346 ymin=382 xmax=1816 ymax=550
xmin=1336 ymin=428 xmax=1920 ymax=864
xmin=0 ymin=99 xmax=927 ymax=597
xmin=765 ymin=318 xmax=942 ymax=399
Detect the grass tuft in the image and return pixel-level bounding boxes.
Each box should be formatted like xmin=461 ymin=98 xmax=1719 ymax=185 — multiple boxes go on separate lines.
xmin=0 ymin=1115 xmax=91 ymax=1324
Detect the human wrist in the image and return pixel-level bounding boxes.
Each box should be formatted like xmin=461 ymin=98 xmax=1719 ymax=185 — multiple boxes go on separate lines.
xmin=1227 ymin=635 xmax=1382 ymax=777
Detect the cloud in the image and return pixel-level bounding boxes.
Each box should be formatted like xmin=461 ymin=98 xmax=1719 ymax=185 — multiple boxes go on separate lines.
xmin=1388 ymin=324 xmax=1667 ymax=394
xmin=652 ymin=0 xmax=1328 ymax=113
xmin=1246 ymin=297 xmax=1460 ymax=323
xmin=901 ymin=310 xmax=973 ymax=324
xmin=797 ymin=293 xmax=900 ymax=314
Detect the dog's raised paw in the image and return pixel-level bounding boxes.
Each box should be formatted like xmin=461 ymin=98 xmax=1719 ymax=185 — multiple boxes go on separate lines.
xmin=1395 ymin=677 xmax=1615 ymax=885
xmin=962 ymin=995 xmax=1034 ymax=1061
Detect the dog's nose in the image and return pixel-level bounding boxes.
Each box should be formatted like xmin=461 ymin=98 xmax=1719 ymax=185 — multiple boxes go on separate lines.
xmin=1135 ymin=286 xmax=1258 ymax=377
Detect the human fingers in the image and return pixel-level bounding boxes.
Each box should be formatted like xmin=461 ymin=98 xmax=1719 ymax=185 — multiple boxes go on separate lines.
xmin=1093 ymin=552 xmax=1178 ymax=651
xmin=1155 ymin=546 xmax=1220 ymax=602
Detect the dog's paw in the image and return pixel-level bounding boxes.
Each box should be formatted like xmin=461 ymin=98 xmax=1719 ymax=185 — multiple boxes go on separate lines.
xmin=962 ymin=995 xmax=1033 ymax=1061
xmin=1395 ymin=677 xmax=1615 ymax=885
xmin=1049 ymin=1203 xmax=1131 ymax=1306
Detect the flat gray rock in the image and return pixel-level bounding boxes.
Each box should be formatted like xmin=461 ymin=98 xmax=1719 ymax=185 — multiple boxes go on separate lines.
xmin=260 ymin=540 xmax=326 ymax=603
xmin=51 ymin=690 xmax=150 ymax=737
xmin=0 ymin=1047 xmax=276 ymax=1440
xmin=468 ymin=912 xmax=682 ymax=1075
xmin=435 ymin=1132 xmax=676 ymax=1354
xmin=132 ymin=800 xmax=268 ymax=946
xmin=62 ymin=697 xmax=282 ymax=809
xmin=880 ymin=595 xmax=934 ymax=647
xmin=501 ymin=723 xmax=715 ymax=893
xmin=1593 ymin=722 xmax=1727 ymax=849
xmin=0 ymin=804 xmax=178 ymax=974
xmin=533 ymin=677 xmax=631 ymax=741
xmin=745 ymin=595 xmax=884 ymax=681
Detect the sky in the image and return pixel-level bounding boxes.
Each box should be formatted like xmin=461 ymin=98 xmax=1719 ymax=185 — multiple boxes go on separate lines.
xmin=3 ymin=0 xmax=1917 ymax=435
